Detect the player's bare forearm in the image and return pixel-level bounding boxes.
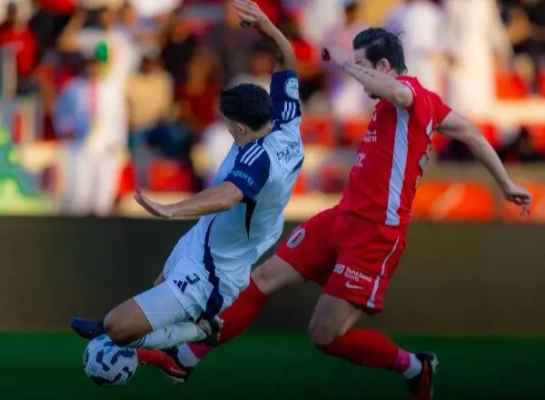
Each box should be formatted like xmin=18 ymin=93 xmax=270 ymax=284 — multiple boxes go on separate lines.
xmin=322 ymin=48 xmax=412 ymax=108
xmin=234 ymin=0 xmax=296 ymax=70
xmin=438 ymin=112 xmax=531 ymax=210
xmin=134 ymin=183 xmax=243 ymax=220
xmin=341 ymin=62 xmax=412 ymax=107
xmin=258 ymin=20 xmax=296 ymax=70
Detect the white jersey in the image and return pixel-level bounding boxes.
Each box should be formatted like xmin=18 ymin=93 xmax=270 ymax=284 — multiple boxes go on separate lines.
xmin=163 ymin=70 xmax=304 ymax=320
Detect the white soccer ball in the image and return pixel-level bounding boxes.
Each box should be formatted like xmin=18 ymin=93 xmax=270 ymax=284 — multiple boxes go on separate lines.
xmin=83 ymin=335 xmax=138 ymax=386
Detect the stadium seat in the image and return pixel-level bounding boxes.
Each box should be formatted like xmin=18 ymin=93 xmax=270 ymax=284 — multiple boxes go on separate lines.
xmin=412 ymin=181 xmax=495 ymax=222
xmin=291 ymin=171 xmax=309 ymax=195
xmin=539 ymin=70 xmax=545 ymax=97
xmin=526 ymin=124 xmax=545 ymax=154
xmin=340 ymin=118 xmax=368 ymax=146
xmin=148 ymin=160 xmax=196 ymax=192
xmin=495 ymin=70 xmax=529 ymax=99
xmin=300 ymin=116 xmax=336 ymax=147
xmin=116 ymin=162 xmax=135 ymax=199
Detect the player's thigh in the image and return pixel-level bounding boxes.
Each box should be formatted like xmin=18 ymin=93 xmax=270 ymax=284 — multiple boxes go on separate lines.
xmin=308 ymin=293 xmax=362 ymax=347
xmin=105 ymin=282 xmax=188 ymax=345
xmin=251 ymin=255 xmax=305 ymax=295
xmin=276 ymin=207 xmax=339 ymax=285
xmin=104 ymin=298 xmax=153 ymax=345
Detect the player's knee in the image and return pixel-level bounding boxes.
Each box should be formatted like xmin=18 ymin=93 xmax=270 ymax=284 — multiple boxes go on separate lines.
xmin=308 ymin=320 xmax=338 ymax=348
xmin=104 ymin=310 xmax=133 ymax=346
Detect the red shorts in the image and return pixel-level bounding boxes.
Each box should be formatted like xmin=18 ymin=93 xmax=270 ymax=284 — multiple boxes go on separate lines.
xmin=277 ymin=207 xmax=407 ymax=313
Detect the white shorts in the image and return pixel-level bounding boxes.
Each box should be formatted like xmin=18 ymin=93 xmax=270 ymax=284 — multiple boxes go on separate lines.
xmin=133 ymin=282 xmax=189 ymax=330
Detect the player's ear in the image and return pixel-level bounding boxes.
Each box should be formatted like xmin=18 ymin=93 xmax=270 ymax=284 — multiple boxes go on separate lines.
xmin=236 ymin=122 xmax=248 ymax=136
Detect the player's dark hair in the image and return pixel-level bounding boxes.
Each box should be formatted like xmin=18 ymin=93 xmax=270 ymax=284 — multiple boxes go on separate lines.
xmin=353 ymin=28 xmax=407 ymax=74
xmin=220 ymin=84 xmax=272 ymax=131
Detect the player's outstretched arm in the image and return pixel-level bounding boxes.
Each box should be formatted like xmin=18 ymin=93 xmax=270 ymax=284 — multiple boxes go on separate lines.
xmin=234 ymin=0 xmax=296 ymax=71
xmin=134 ymin=183 xmax=243 ymax=219
xmin=322 ymin=48 xmax=413 ymax=108
xmin=438 ymin=111 xmax=532 ymax=214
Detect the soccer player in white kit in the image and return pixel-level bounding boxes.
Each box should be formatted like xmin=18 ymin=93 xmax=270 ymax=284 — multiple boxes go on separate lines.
xmin=72 ymin=0 xmax=303 ymax=361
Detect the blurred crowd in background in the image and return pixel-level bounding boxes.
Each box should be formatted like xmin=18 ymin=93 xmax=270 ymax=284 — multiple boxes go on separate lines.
xmin=0 ymin=0 xmax=545 ymax=216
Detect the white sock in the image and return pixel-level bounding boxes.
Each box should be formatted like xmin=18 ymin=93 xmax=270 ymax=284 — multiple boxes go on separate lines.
xmin=402 ymin=354 xmax=423 ymax=379
xmin=177 ymin=344 xmax=201 ymax=367
xmin=129 ymin=322 xmax=207 ymax=349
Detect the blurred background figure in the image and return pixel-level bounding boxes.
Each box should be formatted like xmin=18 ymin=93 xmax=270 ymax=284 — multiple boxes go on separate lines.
xmin=322 ymin=0 xmax=370 ymax=117
xmin=385 ymin=0 xmax=445 ymax=95
xmin=0 ymin=1 xmax=37 ymax=94
xmin=502 ymin=0 xmax=545 ymax=94
xmin=0 ymin=0 xmax=544 ymax=218
xmin=444 ymin=0 xmax=512 ymax=119
xmin=53 ymin=51 xmax=101 ymax=214
xmin=126 ymin=51 xmax=174 ymax=187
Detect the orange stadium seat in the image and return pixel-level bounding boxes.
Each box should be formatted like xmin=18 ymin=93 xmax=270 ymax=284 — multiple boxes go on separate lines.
xmin=292 ymin=171 xmax=309 ymax=195
xmin=341 ymin=118 xmax=368 ymax=146
xmin=526 ymin=124 xmax=545 ymax=154
xmin=539 ymin=70 xmax=545 ymax=97
xmin=412 ymin=181 xmax=495 ymax=222
xmin=148 ymin=160 xmax=196 ymax=192
xmin=300 ymin=116 xmax=336 ymax=147
xmin=496 ymin=70 xmax=529 ymax=99
xmin=116 ymin=162 xmax=135 ymax=199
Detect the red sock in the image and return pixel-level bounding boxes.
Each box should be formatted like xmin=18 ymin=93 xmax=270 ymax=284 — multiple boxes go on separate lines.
xmin=324 ymin=329 xmax=402 ymax=370
xmin=182 ymin=279 xmax=268 ymax=367
xmin=219 ymin=278 xmax=268 ymax=344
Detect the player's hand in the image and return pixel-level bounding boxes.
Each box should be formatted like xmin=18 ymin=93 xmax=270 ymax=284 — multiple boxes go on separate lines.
xmin=502 ymin=181 xmax=532 ymax=217
xmin=233 ymin=0 xmax=270 ymax=30
xmin=134 ymin=190 xmax=173 ymax=219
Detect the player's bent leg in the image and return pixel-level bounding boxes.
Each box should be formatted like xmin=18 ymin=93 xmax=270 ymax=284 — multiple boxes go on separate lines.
xmin=251 ymin=255 xmax=305 ymax=295
xmin=218 ymin=255 xmax=304 ymax=344
xmin=104 ymin=298 xmax=153 ymax=346
xmin=308 ymin=294 xmax=362 ymax=347
xmin=145 ymin=255 xmax=307 ymax=381
xmin=104 ymin=282 xmax=206 ymax=348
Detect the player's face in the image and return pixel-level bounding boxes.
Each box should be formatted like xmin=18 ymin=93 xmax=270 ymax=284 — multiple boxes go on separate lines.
xmin=353 ymin=48 xmax=379 ymax=99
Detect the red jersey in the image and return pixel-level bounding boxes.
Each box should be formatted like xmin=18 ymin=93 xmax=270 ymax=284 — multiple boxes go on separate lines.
xmin=339 ymin=76 xmax=451 ymax=227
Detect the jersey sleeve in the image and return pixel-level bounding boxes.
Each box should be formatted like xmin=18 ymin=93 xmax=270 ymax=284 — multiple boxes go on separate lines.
xmin=427 ymin=90 xmax=452 ymax=127
xmin=270 ymin=70 xmax=301 ymax=125
xmin=225 ymin=143 xmax=271 ymax=201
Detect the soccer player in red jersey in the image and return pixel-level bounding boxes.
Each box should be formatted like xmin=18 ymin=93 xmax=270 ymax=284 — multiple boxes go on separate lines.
xmin=139 ymin=2 xmax=532 ymax=398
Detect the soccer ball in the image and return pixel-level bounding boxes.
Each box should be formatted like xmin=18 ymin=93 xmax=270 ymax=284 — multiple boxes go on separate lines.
xmin=83 ymin=335 xmax=138 ymax=386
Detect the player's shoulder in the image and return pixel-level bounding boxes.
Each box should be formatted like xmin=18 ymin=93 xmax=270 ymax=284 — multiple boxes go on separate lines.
xmin=237 ymin=139 xmax=272 ymax=169
xmin=396 ymin=75 xmax=423 ymax=96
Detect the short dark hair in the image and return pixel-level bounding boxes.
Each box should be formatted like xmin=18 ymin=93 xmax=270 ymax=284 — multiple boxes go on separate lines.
xmin=220 ymin=84 xmax=272 ymax=131
xmin=353 ymin=28 xmax=407 ymax=74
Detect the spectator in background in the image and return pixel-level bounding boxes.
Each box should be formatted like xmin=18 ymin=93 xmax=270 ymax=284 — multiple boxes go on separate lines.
xmin=230 ymin=42 xmax=275 ymax=89
xmin=301 ymin=0 xmax=345 ymax=45
xmin=57 ymin=7 xmax=136 ymax=215
xmin=0 ymin=1 xmax=37 ymax=93
xmin=386 ymin=0 xmax=445 ymax=94
xmin=206 ymin=0 xmax=260 ymax=84
xmin=499 ymin=127 xmax=545 ymax=163
xmin=160 ymin=10 xmax=198 ymax=87
xmin=444 ymin=0 xmax=512 ymax=119
xmin=126 ymin=52 xmax=174 ymax=187
xmin=53 ymin=52 xmax=101 ymax=214
xmin=322 ymin=0 xmax=369 ymax=117
xmin=502 ymin=0 xmax=545 ymax=94
xmin=176 ymin=45 xmax=221 ymax=134
xmin=29 ymin=0 xmax=75 ymax=62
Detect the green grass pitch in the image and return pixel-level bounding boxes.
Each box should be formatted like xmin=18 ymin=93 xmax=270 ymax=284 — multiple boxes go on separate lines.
xmin=0 ymin=331 xmax=544 ymax=399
